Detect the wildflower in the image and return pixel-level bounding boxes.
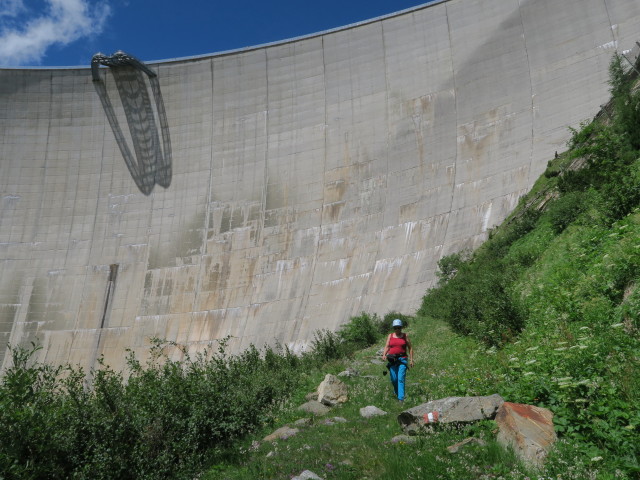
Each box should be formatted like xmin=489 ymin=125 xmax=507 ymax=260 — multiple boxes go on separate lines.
xmin=591 ymin=456 xmax=603 ymax=462
xmin=526 ymin=359 xmax=537 ymax=365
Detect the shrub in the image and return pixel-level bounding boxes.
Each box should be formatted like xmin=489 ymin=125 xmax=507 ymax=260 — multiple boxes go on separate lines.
xmin=546 ymin=190 xmax=586 ymax=233
xmin=435 ymin=251 xmax=469 ymax=286
xmin=0 ymin=339 xmax=304 ymax=479
xmin=337 ymin=312 xmax=382 ymax=348
xmin=309 ymin=329 xmax=345 ymax=362
xmin=420 ymin=257 xmax=523 ymax=346
xmin=380 ymin=311 xmax=413 ymax=334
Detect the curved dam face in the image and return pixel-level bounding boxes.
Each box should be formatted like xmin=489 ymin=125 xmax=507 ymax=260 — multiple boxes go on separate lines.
xmin=1 ymin=0 xmax=639 ymax=370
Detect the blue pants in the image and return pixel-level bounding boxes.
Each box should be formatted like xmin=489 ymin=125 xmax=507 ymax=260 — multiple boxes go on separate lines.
xmin=388 ymin=357 xmax=408 ymax=401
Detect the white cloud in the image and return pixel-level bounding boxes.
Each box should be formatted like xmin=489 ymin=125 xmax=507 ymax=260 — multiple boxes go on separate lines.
xmin=0 ymin=0 xmax=111 ymax=66
xmin=0 ymin=0 xmax=27 ymax=18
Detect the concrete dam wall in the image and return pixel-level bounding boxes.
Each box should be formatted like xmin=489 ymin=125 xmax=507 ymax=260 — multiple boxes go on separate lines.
xmin=2 ymin=0 xmax=640 ymax=371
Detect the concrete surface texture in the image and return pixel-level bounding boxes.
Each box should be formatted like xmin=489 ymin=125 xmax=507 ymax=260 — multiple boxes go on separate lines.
xmin=1 ymin=0 xmax=640 ymax=371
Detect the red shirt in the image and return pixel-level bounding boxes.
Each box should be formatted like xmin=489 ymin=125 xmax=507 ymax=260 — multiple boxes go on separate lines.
xmin=387 ymin=333 xmax=408 ymax=356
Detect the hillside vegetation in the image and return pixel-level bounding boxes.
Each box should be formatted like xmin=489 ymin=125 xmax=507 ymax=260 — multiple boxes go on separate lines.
xmin=0 ymin=55 xmax=639 ymax=479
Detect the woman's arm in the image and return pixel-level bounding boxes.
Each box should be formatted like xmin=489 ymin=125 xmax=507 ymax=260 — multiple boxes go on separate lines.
xmin=381 ymin=334 xmax=391 ymax=360
xmin=406 ymin=336 xmax=414 ymax=367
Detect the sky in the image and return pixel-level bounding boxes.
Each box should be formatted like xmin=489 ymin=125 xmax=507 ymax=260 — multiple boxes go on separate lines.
xmin=0 ymin=0 xmax=437 ymax=67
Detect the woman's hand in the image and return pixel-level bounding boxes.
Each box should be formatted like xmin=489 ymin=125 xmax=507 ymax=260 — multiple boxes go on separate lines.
xmin=410 ymin=359 xmax=415 ymax=368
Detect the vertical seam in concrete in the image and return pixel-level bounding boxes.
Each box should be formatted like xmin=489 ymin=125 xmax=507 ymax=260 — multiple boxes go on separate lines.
xmin=64 ymin=78 xmax=81 ymax=268
xmin=602 ymin=0 xmax=617 ymax=47
xmin=440 ymin=2 xmax=457 ymax=259
xmin=244 ymin=48 xmax=271 ymax=346
xmin=374 ymin=19 xmax=392 ymax=310
xmin=292 ymin=36 xmax=328 ymax=347
xmin=518 ymin=0 xmax=536 ymax=191
xmin=185 ymin=59 xmax=217 ymax=356
xmin=34 ymin=72 xmax=54 ymax=244
xmin=76 ymin=73 xmax=107 ymax=335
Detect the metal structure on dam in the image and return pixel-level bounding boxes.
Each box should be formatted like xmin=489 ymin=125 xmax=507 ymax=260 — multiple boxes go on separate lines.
xmin=1 ymin=0 xmax=640 ymax=371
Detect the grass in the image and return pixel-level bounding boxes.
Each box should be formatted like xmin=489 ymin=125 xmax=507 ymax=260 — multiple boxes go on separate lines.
xmin=201 ymin=319 xmax=551 ymax=480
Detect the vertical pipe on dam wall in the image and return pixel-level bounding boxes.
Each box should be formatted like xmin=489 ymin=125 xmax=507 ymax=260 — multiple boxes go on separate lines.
xmin=1 ymin=0 xmax=639 ymax=370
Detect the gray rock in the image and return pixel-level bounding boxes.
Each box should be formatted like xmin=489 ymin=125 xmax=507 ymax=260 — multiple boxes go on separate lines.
xmin=332 ymin=416 xmax=348 ymax=423
xmin=370 ymin=359 xmax=385 ymax=365
xmin=495 ymin=402 xmax=557 ymax=466
xmin=292 ymin=470 xmax=324 ymax=480
xmin=294 ymin=417 xmax=313 ymax=427
xmin=305 ymin=391 xmax=319 ymax=401
xmin=398 ymin=394 xmax=504 ymax=433
xmin=263 ymin=426 xmax=299 ymax=442
xmin=390 ymin=434 xmax=418 ymax=444
xmin=338 ymin=367 xmax=360 ymax=377
xmin=360 ymin=405 xmax=388 ymax=418
xmin=317 ymin=374 xmax=348 ymax=406
xmin=447 ymin=437 xmax=487 ymax=453
xmin=298 ymin=400 xmax=331 ymax=415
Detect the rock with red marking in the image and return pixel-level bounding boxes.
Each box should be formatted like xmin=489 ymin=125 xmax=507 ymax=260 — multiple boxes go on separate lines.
xmin=397 ymin=394 xmax=504 ymax=434
xmin=495 ymin=402 xmax=557 ymax=466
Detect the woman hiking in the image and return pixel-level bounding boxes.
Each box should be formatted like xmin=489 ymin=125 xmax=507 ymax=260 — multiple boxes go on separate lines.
xmin=381 ymin=319 xmax=414 ymax=403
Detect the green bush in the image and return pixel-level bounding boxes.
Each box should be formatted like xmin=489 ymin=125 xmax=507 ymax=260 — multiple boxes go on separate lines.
xmin=310 ymin=329 xmax=345 ymax=362
xmin=337 ymin=312 xmax=382 ymax=348
xmin=420 ymin=257 xmax=523 ymax=346
xmin=380 ymin=311 xmax=413 ymax=334
xmin=0 ymin=339 xmax=303 ymax=479
xmin=547 ymin=190 xmax=586 ymax=233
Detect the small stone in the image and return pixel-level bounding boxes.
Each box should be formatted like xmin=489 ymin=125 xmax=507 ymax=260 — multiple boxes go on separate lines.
xmin=332 ymin=416 xmax=348 ymax=423
xmin=338 ymin=367 xmax=360 ymax=377
xmin=292 ymin=470 xmax=324 ymax=480
xmin=305 ymin=391 xmax=319 ymax=401
xmin=263 ymin=426 xmax=299 ymax=442
xmin=370 ymin=359 xmax=385 ymax=365
xmin=294 ymin=417 xmax=313 ymax=427
xmin=298 ymin=400 xmax=331 ymax=415
xmin=266 ymin=451 xmax=275 ymax=458
xmin=360 ymin=405 xmax=388 ymax=418
xmin=447 ymin=437 xmax=487 ymax=453
xmin=390 ymin=434 xmax=418 ymax=444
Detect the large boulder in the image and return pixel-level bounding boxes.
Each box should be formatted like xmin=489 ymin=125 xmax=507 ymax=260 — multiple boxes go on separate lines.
xmin=495 ymin=402 xmax=557 ymax=466
xmin=317 ymin=374 xmax=348 ymax=406
xmin=398 ymin=394 xmax=504 ymax=434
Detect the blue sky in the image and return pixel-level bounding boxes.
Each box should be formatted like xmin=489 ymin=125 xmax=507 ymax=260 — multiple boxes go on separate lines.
xmin=0 ymin=0 xmax=436 ymax=67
